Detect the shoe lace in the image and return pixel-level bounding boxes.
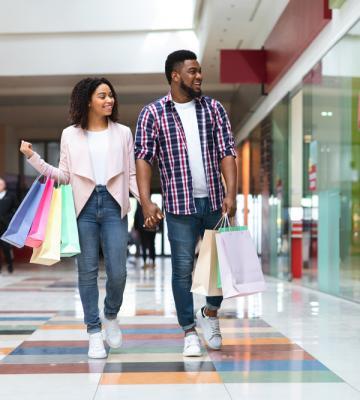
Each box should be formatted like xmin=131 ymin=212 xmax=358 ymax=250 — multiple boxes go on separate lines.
xmin=90 ymin=334 xmax=104 ymax=350
xmin=107 ymin=319 xmax=120 ymax=334
xmin=185 ymin=334 xmax=200 ymax=348
xmin=209 ymin=318 xmax=221 ymax=338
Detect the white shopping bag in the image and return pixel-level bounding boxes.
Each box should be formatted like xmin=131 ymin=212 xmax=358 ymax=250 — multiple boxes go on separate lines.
xmin=215 ymin=227 xmax=266 ymax=299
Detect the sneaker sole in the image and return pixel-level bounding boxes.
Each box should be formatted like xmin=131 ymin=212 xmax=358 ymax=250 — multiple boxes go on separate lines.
xmin=88 ymin=352 xmax=107 ymax=359
xmin=182 ymin=351 xmax=202 ymax=357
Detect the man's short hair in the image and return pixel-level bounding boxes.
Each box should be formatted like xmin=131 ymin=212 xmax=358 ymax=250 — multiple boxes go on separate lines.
xmin=165 ymin=50 xmax=197 ymax=84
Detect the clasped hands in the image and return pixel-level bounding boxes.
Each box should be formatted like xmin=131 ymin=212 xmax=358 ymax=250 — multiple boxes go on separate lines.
xmin=142 ymin=200 xmax=163 ymax=229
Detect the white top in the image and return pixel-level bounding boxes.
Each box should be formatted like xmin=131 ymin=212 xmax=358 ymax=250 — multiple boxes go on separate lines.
xmin=86 ymin=128 xmax=109 ymax=185
xmin=173 ymin=100 xmax=208 ymax=198
xmin=0 ymin=191 xmax=6 ymax=200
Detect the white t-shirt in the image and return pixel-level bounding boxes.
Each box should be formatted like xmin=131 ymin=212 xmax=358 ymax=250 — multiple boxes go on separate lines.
xmin=173 ymin=100 xmax=208 ymax=198
xmin=86 ymin=128 xmax=109 ymax=185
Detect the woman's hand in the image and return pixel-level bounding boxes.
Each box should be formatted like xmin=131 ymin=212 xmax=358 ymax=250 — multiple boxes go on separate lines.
xmin=20 ymin=140 xmax=34 ymax=159
xmin=142 ymin=201 xmax=163 ymax=229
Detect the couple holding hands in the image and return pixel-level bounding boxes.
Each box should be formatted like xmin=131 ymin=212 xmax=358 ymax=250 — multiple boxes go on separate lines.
xmin=20 ymin=50 xmax=237 ymax=358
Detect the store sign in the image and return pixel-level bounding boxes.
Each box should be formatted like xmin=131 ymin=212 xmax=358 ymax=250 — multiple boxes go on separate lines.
xmin=309 ymin=141 xmax=318 ymax=191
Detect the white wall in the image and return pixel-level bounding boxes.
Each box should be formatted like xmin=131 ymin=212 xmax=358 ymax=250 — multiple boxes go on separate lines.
xmin=322 ymin=35 xmax=360 ymax=78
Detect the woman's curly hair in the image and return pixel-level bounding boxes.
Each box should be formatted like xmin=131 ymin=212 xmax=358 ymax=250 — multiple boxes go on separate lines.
xmin=69 ymin=77 xmax=119 ymax=129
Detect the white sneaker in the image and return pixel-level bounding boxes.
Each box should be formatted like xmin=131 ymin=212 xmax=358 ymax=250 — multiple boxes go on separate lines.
xmin=183 ymin=333 xmax=202 ymax=357
xmin=196 ymin=308 xmax=222 ymax=350
xmin=100 ymin=310 xmax=122 ymax=348
xmin=88 ymin=332 xmax=107 ymax=359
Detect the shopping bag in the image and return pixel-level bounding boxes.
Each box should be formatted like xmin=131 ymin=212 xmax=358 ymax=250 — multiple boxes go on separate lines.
xmin=216 ymin=226 xmax=247 ymax=288
xmin=25 ymin=177 xmax=54 ymax=248
xmin=1 ymin=177 xmax=46 ymax=248
xmin=30 ymin=187 xmax=62 ymax=265
xmin=191 ymin=230 xmax=222 ymax=296
xmin=60 ymin=185 xmax=81 ymax=257
xmin=215 ymin=227 xmax=265 ymax=299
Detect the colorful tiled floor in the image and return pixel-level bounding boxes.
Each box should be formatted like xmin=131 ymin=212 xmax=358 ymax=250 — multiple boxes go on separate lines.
xmin=0 ymin=258 xmax=360 ymax=399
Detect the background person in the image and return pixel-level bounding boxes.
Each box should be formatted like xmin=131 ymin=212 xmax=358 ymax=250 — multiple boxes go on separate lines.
xmin=134 ymin=202 xmax=157 ymax=269
xmin=0 ymin=178 xmax=17 ymax=274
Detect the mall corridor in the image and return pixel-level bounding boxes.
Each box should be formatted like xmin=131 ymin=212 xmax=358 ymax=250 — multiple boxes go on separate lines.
xmin=0 ymin=258 xmax=360 ymax=399
xmin=1 ymin=0 xmax=360 ymax=398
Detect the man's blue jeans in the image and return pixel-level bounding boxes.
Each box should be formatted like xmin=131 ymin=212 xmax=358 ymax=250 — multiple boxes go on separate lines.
xmin=166 ymin=197 xmax=223 ymax=331
xmin=76 ymin=186 xmax=128 ymax=333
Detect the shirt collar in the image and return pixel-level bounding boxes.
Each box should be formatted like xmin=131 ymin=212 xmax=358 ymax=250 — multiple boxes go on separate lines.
xmin=164 ymin=91 xmax=203 ymax=105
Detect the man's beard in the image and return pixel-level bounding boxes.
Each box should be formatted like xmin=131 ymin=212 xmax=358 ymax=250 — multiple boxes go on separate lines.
xmin=180 ymin=79 xmax=202 ymax=99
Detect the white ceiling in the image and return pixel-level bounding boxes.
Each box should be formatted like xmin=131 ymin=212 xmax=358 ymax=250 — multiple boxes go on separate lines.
xmin=0 ymin=0 xmax=289 ymax=136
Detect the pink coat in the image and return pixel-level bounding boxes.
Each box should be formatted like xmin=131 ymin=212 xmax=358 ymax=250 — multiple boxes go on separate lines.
xmin=27 ymin=120 xmax=140 ymax=218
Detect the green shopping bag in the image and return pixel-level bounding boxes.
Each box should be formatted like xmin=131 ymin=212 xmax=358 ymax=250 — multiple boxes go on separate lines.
xmin=217 ymin=225 xmax=247 ymax=288
xmin=60 ymin=185 xmax=81 ymax=257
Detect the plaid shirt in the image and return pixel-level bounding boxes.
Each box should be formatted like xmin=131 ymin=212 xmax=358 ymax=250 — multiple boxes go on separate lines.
xmin=134 ymin=92 xmax=236 ymax=215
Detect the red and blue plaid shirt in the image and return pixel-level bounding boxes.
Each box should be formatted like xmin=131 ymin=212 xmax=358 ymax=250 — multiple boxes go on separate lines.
xmin=135 ymin=92 xmax=236 ymax=215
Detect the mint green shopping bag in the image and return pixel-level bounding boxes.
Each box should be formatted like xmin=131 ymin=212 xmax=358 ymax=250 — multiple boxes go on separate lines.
xmin=60 ymin=185 xmax=81 ymax=257
xmin=217 ymin=225 xmax=247 ymax=288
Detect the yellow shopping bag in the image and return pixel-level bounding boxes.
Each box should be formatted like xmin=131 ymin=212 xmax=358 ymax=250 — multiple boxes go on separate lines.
xmin=30 ymin=187 xmax=62 ymax=266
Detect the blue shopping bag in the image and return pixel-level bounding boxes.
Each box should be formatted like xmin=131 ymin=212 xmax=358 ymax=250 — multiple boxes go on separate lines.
xmin=1 ymin=177 xmax=47 ymax=248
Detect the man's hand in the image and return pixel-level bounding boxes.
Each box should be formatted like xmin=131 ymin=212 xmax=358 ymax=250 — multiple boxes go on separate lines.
xmin=20 ymin=140 xmax=34 ymax=159
xmin=222 ymin=195 xmax=236 ymax=218
xmin=142 ymin=201 xmax=163 ymax=229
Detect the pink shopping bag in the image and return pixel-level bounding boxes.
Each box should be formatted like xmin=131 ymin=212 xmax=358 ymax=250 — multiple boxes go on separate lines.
xmin=215 ymin=228 xmax=266 ymax=299
xmin=25 ymin=177 xmax=54 ymax=248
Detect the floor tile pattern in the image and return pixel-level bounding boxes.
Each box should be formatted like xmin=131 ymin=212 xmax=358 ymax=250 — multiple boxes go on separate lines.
xmin=0 ymin=259 xmax=359 ymax=399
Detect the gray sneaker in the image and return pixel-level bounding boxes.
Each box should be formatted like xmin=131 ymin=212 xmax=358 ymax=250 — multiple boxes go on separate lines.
xmin=196 ymin=308 xmax=222 ymax=350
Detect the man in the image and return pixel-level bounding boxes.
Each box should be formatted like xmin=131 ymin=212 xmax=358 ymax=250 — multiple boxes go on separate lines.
xmin=135 ymin=50 xmax=237 ymax=356
xmin=0 ymin=178 xmax=17 ymax=273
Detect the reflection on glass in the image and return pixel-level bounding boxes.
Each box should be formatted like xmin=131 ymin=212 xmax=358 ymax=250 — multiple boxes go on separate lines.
xmin=302 ymin=19 xmax=360 ymax=301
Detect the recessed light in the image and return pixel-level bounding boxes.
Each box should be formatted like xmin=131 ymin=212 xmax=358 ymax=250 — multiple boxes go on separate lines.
xmin=321 ymin=111 xmax=333 ymax=117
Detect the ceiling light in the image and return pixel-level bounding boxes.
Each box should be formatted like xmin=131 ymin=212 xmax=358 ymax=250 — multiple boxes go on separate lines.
xmin=321 ymin=111 xmax=333 ymax=117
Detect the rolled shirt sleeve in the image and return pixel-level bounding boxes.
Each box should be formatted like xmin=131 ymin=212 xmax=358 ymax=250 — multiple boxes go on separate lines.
xmin=211 ymin=99 xmax=236 ymax=160
xmin=134 ymin=106 xmax=158 ymax=165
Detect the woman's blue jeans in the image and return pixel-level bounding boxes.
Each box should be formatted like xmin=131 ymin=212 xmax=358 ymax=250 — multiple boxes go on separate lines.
xmin=76 ymin=186 xmax=128 ymax=333
xmin=166 ymin=198 xmax=223 ymax=331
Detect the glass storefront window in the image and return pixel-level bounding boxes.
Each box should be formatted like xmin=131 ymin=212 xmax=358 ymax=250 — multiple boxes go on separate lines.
xmin=247 ymin=97 xmax=290 ymax=280
xmin=302 ymin=18 xmax=360 ymax=301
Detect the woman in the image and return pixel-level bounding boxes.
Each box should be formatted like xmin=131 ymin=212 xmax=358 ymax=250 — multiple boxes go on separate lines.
xmin=20 ymin=77 xmax=139 ymax=359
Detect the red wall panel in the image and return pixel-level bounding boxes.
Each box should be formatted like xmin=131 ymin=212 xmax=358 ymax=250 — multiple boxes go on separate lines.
xmin=220 ymin=49 xmax=266 ymax=84
xmin=264 ymin=0 xmax=331 ymax=92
